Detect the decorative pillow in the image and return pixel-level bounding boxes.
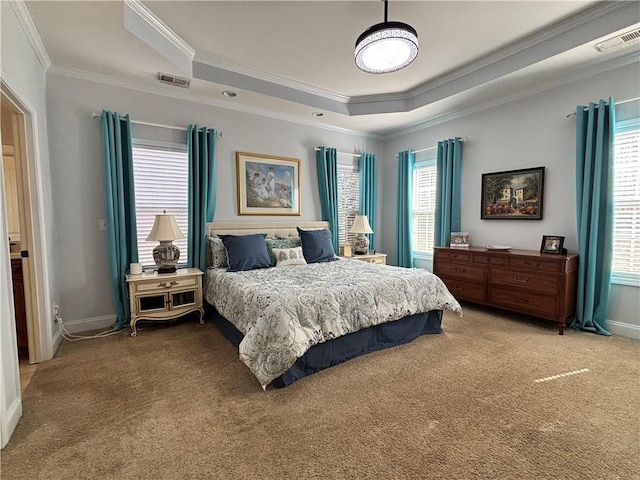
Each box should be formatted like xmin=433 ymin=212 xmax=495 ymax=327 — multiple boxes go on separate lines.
xmin=265 ymin=237 xmax=302 ymax=266
xmin=207 ymin=235 xmax=228 ymax=268
xmin=272 ymin=246 xmax=307 ymax=267
xmin=297 ymin=227 xmax=338 ymax=264
xmin=219 ymin=234 xmax=271 ymax=272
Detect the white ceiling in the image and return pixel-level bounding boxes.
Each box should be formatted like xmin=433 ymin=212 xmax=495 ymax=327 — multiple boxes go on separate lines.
xmin=24 ymin=1 xmax=640 ymax=137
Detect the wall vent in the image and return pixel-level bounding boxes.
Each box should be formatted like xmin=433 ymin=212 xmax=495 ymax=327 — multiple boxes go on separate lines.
xmin=157 ymin=73 xmax=190 ymax=88
xmin=594 ymin=28 xmax=640 ymax=53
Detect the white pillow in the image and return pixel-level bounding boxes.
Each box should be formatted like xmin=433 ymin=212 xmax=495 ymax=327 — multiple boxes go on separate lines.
xmin=272 ymin=246 xmax=307 ymax=266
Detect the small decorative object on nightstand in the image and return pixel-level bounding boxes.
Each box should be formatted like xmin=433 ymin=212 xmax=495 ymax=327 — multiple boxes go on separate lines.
xmin=146 ymin=210 xmax=185 ymax=273
xmin=350 ymin=214 xmax=374 ymax=255
xmin=126 ymin=268 xmax=204 ymax=337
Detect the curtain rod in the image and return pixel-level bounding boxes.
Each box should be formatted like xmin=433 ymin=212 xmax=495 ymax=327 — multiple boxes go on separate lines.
xmin=91 ymin=111 xmax=222 ymax=138
xmin=565 ymin=96 xmax=640 ymax=118
xmin=395 ymin=137 xmax=467 ymax=158
xmin=314 ymin=147 xmax=362 ymax=158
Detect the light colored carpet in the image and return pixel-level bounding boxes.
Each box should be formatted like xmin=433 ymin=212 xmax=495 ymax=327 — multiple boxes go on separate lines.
xmin=1 ymin=305 xmax=638 ymax=480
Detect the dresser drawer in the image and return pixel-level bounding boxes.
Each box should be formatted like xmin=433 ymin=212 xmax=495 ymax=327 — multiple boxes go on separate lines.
xmin=441 ymin=277 xmax=486 ymax=303
xmin=473 ymin=254 xmax=505 ymax=266
xmin=437 ymin=250 xmax=471 ymax=262
xmin=490 ymin=268 xmax=558 ymax=294
xmin=508 ymin=258 xmax=562 ymax=273
xmin=489 ymin=286 xmax=557 ymax=319
xmin=135 ymin=276 xmax=198 ymax=293
xmin=436 ymin=262 xmax=486 ymax=282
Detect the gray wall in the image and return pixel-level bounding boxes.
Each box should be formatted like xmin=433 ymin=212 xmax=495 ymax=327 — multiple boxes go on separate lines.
xmin=379 ymin=61 xmax=640 ymax=337
xmin=45 ymin=73 xmax=382 ymax=324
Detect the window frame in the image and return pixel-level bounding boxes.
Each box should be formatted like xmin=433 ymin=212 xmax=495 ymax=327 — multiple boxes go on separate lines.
xmin=611 ymin=118 xmax=640 ymax=287
xmin=336 ymin=160 xmax=360 ymax=247
xmin=131 ymin=138 xmax=189 ymax=270
xmin=412 ymin=154 xmax=438 ymax=261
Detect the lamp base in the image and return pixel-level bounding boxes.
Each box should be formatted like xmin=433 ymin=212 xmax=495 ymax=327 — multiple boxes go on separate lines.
xmin=353 ymin=234 xmax=369 ymax=255
xmin=153 ymin=241 xmax=180 ymax=274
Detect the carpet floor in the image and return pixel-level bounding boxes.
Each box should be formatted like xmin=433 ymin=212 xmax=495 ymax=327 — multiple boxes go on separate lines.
xmin=1 ymin=305 xmax=638 ymax=480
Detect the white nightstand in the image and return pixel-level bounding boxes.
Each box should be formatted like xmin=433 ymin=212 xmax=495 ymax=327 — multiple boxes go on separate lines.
xmin=341 ymin=252 xmax=387 ymax=265
xmin=126 ymin=268 xmax=205 ymax=337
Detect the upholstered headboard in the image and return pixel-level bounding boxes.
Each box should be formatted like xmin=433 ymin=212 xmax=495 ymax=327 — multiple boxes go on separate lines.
xmin=205 ymin=221 xmax=330 ymax=266
xmin=206 ymin=221 xmax=329 ymax=238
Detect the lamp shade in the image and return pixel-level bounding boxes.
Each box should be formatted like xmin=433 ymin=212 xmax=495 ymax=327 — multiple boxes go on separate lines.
xmin=350 ymin=215 xmax=374 ymax=234
xmin=146 ymin=212 xmax=185 ymax=242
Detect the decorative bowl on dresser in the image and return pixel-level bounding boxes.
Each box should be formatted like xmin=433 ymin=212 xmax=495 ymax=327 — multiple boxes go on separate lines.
xmin=433 ymin=246 xmax=578 ymax=334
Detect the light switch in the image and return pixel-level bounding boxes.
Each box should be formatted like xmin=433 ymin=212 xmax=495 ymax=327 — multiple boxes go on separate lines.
xmin=99 ymin=219 xmax=108 ymax=231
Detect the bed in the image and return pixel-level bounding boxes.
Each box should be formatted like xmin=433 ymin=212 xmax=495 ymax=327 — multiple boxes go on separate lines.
xmin=204 ymin=221 xmax=462 ymax=389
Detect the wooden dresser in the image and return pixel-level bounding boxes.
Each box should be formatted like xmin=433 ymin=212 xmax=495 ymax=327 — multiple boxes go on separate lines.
xmin=433 ymin=247 xmax=578 ymax=334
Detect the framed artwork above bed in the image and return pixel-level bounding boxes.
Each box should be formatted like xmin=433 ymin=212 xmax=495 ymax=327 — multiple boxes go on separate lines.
xmin=236 ymin=151 xmax=301 ymax=216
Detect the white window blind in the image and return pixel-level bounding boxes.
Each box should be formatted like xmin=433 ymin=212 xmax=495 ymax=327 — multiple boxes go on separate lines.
xmin=337 ymin=165 xmax=360 ymax=246
xmin=612 ymin=126 xmax=640 ymax=286
xmin=132 ymin=141 xmax=189 ymax=269
xmin=412 ymin=161 xmax=437 ymax=254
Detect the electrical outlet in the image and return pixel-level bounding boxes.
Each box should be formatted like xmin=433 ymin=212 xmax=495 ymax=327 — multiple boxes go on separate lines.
xmin=99 ymin=219 xmax=108 ymax=231
xmin=53 ymin=303 xmax=60 ymax=317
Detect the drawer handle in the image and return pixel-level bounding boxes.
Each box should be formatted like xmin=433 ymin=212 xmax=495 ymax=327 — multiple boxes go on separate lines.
xmin=158 ymin=281 xmax=178 ymax=288
xmin=513 ymin=296 xmax=529 ymax=304
xmin=512 ymin=276 xmax=529 ymax=283
xmin=454 ymin=267 xmax=466 ymax=273
xmin=524 ymin=261 xmax=541 ymax=267
xmin=453 ymin=285 xmax=464 ymax=291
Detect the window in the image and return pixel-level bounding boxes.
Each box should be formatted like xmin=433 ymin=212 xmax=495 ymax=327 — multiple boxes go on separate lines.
xmin=132 ymin=141 xmax=189 ymax=268
xmin=612 ymin=122 xmax=640 ymax=286
xmin=337 ymin=163 xmax=360 ymax=246
xmin=412 ymin=157 xmax=437 ymax=256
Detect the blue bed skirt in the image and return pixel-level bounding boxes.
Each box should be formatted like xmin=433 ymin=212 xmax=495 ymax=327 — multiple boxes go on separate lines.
xmin=207 ymin=306 xmax=443 ymax=388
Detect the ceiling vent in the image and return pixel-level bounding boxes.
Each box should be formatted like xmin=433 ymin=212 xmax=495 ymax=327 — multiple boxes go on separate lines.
xmin=594 ymin=28 xmax=640 ymax=53
xmin=157 ymin=73 xmax=190 ymax=88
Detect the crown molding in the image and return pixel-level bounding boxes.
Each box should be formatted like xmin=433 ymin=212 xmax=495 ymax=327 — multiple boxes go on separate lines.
xmin=384 ymin=52 xmax=640 ymax=140
xmin=8 ymin=0 xmax=51 ymax=71
xmin=47 ymin=65 xmax=380 ymax=140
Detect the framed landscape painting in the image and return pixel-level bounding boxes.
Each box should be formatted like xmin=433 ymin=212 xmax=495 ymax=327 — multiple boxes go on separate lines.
xmin=481 ymin=167 xmax=544 ymax=220
xmin=236 ymin=152 xmax=301 ymax=216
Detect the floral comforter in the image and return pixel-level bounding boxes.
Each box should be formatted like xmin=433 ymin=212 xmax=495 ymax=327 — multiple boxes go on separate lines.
xmin=205 ymin=258 xmax=462 ymax=389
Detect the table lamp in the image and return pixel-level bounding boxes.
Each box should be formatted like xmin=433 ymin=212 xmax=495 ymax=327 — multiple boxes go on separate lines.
xmin=350 ymin=214 xmax=374 ymax=255
xmin=146 ymin=210 xmax=185 ymax=273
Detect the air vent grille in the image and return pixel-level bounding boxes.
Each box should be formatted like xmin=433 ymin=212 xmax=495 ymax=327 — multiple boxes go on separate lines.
xmin=594 ymin=28 xmax=640 ymax=53
xmin=157 ymin=73 xmax=190 ymax=88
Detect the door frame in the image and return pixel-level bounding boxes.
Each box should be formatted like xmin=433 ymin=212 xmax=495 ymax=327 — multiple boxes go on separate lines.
xmin=1 ymin=81 xmax=53 ymax=364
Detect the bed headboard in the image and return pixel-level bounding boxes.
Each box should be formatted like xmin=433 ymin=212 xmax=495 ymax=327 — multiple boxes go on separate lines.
xmin=206 ymin=221 xmax=329 ymax=238
xmin=205 ymin=221 xmax=330 ymax=266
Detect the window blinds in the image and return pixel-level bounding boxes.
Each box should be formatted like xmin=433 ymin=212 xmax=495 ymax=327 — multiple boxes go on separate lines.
xmin=412 ymin=162 xmax=437 ymax=254
xmin=612 ymin=128 xmax=640 ymax=285
xmin=337 ymin=165 xmax=360 ymax=246
xmin=132 ymin=142 xmax=189 ymax=268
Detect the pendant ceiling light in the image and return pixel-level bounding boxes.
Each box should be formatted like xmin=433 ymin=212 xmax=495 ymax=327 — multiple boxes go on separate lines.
xmin=355 ymin=0 xmax=419 ymax=74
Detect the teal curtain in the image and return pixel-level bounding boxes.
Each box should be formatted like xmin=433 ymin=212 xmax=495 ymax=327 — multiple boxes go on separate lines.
xmin=359 ymin=152 xmax=377 ymax=250
xmin=434 ymin=137 xmax=463 ymax=246
xmin=395 ymin=150 xmax=414 ymax=268
xmin=187 ymin=125 xmax=217 ymax=271
xmin=571 ymin=98 xmax=615 ymax=336
xmin=316 ymin=147 xmax=339 ymax=251
xmin=101 ymin=110 xmax=137 ymax=330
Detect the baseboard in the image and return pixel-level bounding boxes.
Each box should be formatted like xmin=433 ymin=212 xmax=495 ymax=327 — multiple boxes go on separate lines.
xmin=60 ymin=315 xmax=116 ymax=334
xmin=1 ymin=397 xmax=22 ymax=449
xmin=606 ymin=320 xmax=640 ymax=340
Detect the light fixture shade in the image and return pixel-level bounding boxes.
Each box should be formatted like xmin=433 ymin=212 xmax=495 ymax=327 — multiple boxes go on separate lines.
xmin=350 ymin=215 xmax=374 ymax=234
xmin=146 ymin=212 xmax=185 ymax=242
xmin=355 ymin=21 xmax=418 ymax=74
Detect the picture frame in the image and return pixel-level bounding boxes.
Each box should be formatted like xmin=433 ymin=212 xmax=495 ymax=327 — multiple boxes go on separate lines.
xmin=481 ymin=167 xmax=544 ymax=220
xmin=236 ymin=152 xmax=301 ymax=216
xmin=450 ymin=232 xmax=470 ymax=248
xmin=540 ymin=235 xmax=564 ymax=254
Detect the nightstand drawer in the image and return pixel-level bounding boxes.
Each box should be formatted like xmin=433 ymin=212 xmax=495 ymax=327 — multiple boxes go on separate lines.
xmin=135 ymin=276 xmax=198 ymax=293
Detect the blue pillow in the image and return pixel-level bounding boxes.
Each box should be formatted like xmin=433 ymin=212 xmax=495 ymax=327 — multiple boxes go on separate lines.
xmin=297 ymin=228 xmax=338 ymax=263
xmin=219 ymin=234 xmax=271 ymax=272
